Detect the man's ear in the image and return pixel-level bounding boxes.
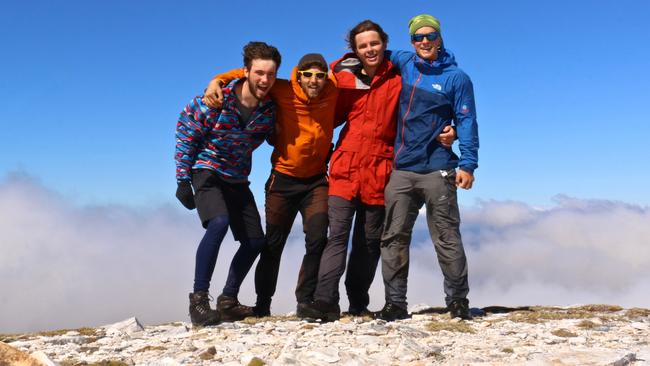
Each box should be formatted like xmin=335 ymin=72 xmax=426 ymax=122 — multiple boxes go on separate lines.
xmin=243 ymin=66 xmax=250 ymax=79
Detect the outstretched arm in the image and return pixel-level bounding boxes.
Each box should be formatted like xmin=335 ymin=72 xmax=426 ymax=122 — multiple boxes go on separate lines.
xmin=203 ymin=68 xmax=246 ymax=109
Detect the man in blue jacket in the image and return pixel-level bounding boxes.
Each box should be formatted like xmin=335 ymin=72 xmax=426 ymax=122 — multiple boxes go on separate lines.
xmin=375 ymin=14 xmax=479 ymax=321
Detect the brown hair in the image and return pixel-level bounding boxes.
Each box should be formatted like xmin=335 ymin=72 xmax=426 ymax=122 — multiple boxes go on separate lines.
xmin=346 ymin=20 xmax=389 ymax=51
xmin=242 ymin=41 xmax=282 ymax=69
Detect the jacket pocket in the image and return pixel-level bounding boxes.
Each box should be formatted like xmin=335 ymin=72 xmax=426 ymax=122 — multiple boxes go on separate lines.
xmin=367 ymin=156 xmax=393 ymax=201
xmin=328 ymin=150 xmax=353 ymax=180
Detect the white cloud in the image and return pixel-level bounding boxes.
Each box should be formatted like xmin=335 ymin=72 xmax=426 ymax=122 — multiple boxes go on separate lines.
xmin=1 ymin=174 xmax=649 ymax=333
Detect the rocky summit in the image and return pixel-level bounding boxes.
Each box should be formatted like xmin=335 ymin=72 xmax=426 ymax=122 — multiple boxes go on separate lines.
xmin=1 ymin=305 xmax=649 ymax=365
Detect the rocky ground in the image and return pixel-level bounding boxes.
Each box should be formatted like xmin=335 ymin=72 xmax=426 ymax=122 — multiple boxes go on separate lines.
xmin=1 ymin=304 xmax=649 ymax=365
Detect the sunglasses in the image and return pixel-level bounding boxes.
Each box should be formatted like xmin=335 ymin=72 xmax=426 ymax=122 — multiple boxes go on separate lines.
xmin=298 ymin=70 xmax=327 ymax=79
xmin=411 ymin=32 xmax=439 ymax=42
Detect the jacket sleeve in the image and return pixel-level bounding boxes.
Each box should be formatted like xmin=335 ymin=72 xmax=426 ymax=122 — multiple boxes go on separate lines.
xmin=452 ymin=73 xmax=479 ymax=173
xmin=334 ymin=90 xmax=351 ymax=128
xmin=212 ymin=68 xmax=246 ymax=87
xmin=175 ymin=98 xmax=210 ymax=181
xmin=385 ymin=50 xmax=413 ymax=72
xmin=266 ymin=107 xmax=277 ymax=146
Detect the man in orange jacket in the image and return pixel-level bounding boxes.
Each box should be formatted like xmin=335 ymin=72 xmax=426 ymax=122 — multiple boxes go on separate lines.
xmin=203 ymin=54 xmax=338 ymax=317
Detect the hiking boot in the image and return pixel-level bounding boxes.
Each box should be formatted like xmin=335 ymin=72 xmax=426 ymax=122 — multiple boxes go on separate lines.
xmin=373 ymin=303 xmax=409 ymax=321
xmin=216 ymin=294 xmax=255 ymax=322
xmin=347 ymin=305 xmax=373 ymax=317
xmin=253 ymin=305 xmax=271 ymax=317
xmin=188 ymin=292 xmax=220 ymax=326
xmin=253 ymin=297 xmax=271 ymax=317
xmin=297 ymin=301 xmax=341 ymax=322
xmin=448 ymin=299 xmax=472 ymax=320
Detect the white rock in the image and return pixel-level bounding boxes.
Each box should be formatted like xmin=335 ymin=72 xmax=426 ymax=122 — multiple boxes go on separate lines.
xmin=30 ymin=351 xmax=58 ymax=366
xmin=629 ymin=322 xmax=649 ymax=331
xmin=158 ymin=357 xmax=182 ymax=365
xmin=411 ymin=314 xmax=431 ymax=321
xmin=305 ymin=347 xmax=340 ymax=363
xmin=568 ymin=336 xmax=587 ymax=344
xmin=104 ymin=317 xmax=145 ymax=336
xmin=409 ymin=303 xmax=433 ymax=313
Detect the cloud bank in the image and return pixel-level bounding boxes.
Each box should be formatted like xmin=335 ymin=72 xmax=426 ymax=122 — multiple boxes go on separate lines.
xmin=1 ymin=174 xmax=649 ymax=333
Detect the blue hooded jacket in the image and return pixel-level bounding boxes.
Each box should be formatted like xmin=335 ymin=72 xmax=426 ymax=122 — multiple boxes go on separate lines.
xmin=387 ymin=48 xmax=479 ymax=173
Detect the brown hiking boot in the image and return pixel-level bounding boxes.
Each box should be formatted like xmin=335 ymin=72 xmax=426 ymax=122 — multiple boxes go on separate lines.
xmin=216 ymin=294 xmax=255 ymax=322
xmin=189 ymin=292 xmax=220 ymax=326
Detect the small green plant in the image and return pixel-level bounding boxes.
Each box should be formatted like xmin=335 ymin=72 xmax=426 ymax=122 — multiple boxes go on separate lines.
xmin=427 ymin=320 xmax=475 ymax=333
xmin=504 ymin=307 xmax=598 ymax=324
xmin=625 ymin=308 xmax=650 ymax=318
xmin=135 ymin=345 xmax=167 ymax=353
xmin=572 ymin=304 xmax=622 ymax=312
xmin=577 ymin=320 xmax=599 ymax=329
xmin=240 ymin=315 xmax=299 ymax=325
xmin=551 ymin=328 xmax=578 ymax=338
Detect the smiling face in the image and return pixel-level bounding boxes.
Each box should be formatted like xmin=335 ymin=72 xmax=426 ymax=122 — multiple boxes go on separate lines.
xmin=297 ymin=67 xmax=327 ymax=99
xmin=354 ymin=30 xmax=386 ymax=72
xmin=244 ymin=58 xmax=278 ymax=100
xmin=411 ymin=26 xmax=442 ymax=61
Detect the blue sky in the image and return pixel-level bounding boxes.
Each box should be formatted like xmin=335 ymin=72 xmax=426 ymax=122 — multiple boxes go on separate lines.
xmin=2 ymin=0 xmax=649 ymax=207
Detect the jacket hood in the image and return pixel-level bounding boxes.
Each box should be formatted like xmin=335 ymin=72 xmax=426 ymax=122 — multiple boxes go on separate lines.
xmin=331 ymin=52 xmax=396 ymax=90
xmin=289 ymin=66 xmax=310 ymax=103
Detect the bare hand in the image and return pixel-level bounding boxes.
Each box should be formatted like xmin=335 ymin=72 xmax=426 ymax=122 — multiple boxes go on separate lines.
xmin=203 ymin=79 xmax=224 ymax=109
xmin=455 ymin=169 xmax=474 ymax=190
xmin=436 ymin=125 xmax=456 ymax=148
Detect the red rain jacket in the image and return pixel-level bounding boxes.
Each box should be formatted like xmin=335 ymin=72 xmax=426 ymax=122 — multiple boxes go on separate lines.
xmin=328 ymin=54 xmax=401 ymax=205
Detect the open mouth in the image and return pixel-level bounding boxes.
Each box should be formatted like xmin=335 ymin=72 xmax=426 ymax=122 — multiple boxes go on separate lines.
xmin=365 ymin=53 xmax=378 ymax=63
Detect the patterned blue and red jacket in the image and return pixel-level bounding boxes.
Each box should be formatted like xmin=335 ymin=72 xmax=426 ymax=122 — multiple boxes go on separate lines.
xmin=175 ymin=79 xmax=275 ymax=182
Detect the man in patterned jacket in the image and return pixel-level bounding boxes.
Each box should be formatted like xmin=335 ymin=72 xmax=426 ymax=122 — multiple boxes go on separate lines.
xmin=174 ymin=41 xmax=281 ymax=326
xmin=203 ymin=54 xmax=338 ymax=318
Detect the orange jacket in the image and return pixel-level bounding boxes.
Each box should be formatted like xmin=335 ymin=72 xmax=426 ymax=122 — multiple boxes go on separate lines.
xmin=328 ymin=54 xmax=401 ymax=205
xmin=214 ymin=68 xmax=338 ymax=178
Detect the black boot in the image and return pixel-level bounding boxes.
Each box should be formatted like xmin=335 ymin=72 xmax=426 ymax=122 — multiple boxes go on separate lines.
xmin=347 ymin=305 xmax=373 ymax=317
xmin=297 ymin=300 xmax=341 ymax=322
xmin=217 ymin=294 xmax=255 ymax=322
xmin=253 ymin=298 xmax=271 ymax=317
xmin=448 ymin=298 xmax=472 ymax=320
xmin=189 ymin=292 xmax=220 ymax=326
xmin=373 ymin=303 xmax=409 ymax=321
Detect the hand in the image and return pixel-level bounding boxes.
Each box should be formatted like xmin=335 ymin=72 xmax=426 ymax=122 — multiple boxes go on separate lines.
xmin=436 ymin=125 xmax=456 ymax=148
xmin=203 ymin=79 xmax=224 ymax=109
xmin=455 ymin=169 xmax=475 ymax=190
xmin=175 ymin=181 xmax=196 ymax=209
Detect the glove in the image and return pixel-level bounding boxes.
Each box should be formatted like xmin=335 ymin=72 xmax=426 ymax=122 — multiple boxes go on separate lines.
xmin=175 ymin=181 xmax=196 ymax=210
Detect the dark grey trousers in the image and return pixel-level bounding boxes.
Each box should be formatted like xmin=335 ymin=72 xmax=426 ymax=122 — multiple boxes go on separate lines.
xmin=380 ymin=169 xmax=469 ymax=308
xmin=313 ymin=195 xmax=384 ymax=309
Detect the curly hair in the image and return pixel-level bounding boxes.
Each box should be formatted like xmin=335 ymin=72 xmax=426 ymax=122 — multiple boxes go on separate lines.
xmin=242 ymin=41 xmax=282 ymax=69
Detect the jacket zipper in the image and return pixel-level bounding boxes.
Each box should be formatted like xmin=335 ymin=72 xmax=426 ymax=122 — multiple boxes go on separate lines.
xmin=394 ymin=71 xmax=422 ymax=164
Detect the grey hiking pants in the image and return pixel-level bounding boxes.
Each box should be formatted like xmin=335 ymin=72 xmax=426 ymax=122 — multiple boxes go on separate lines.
xmin=313 ymin=195 xmax=384 ymax=309
xmin=380 ymin=169 xmax=469 ymax=308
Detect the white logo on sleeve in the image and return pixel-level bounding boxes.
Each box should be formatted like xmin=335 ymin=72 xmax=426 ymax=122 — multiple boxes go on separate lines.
xmin=432 ymin=83 xmax=442 ymax=91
